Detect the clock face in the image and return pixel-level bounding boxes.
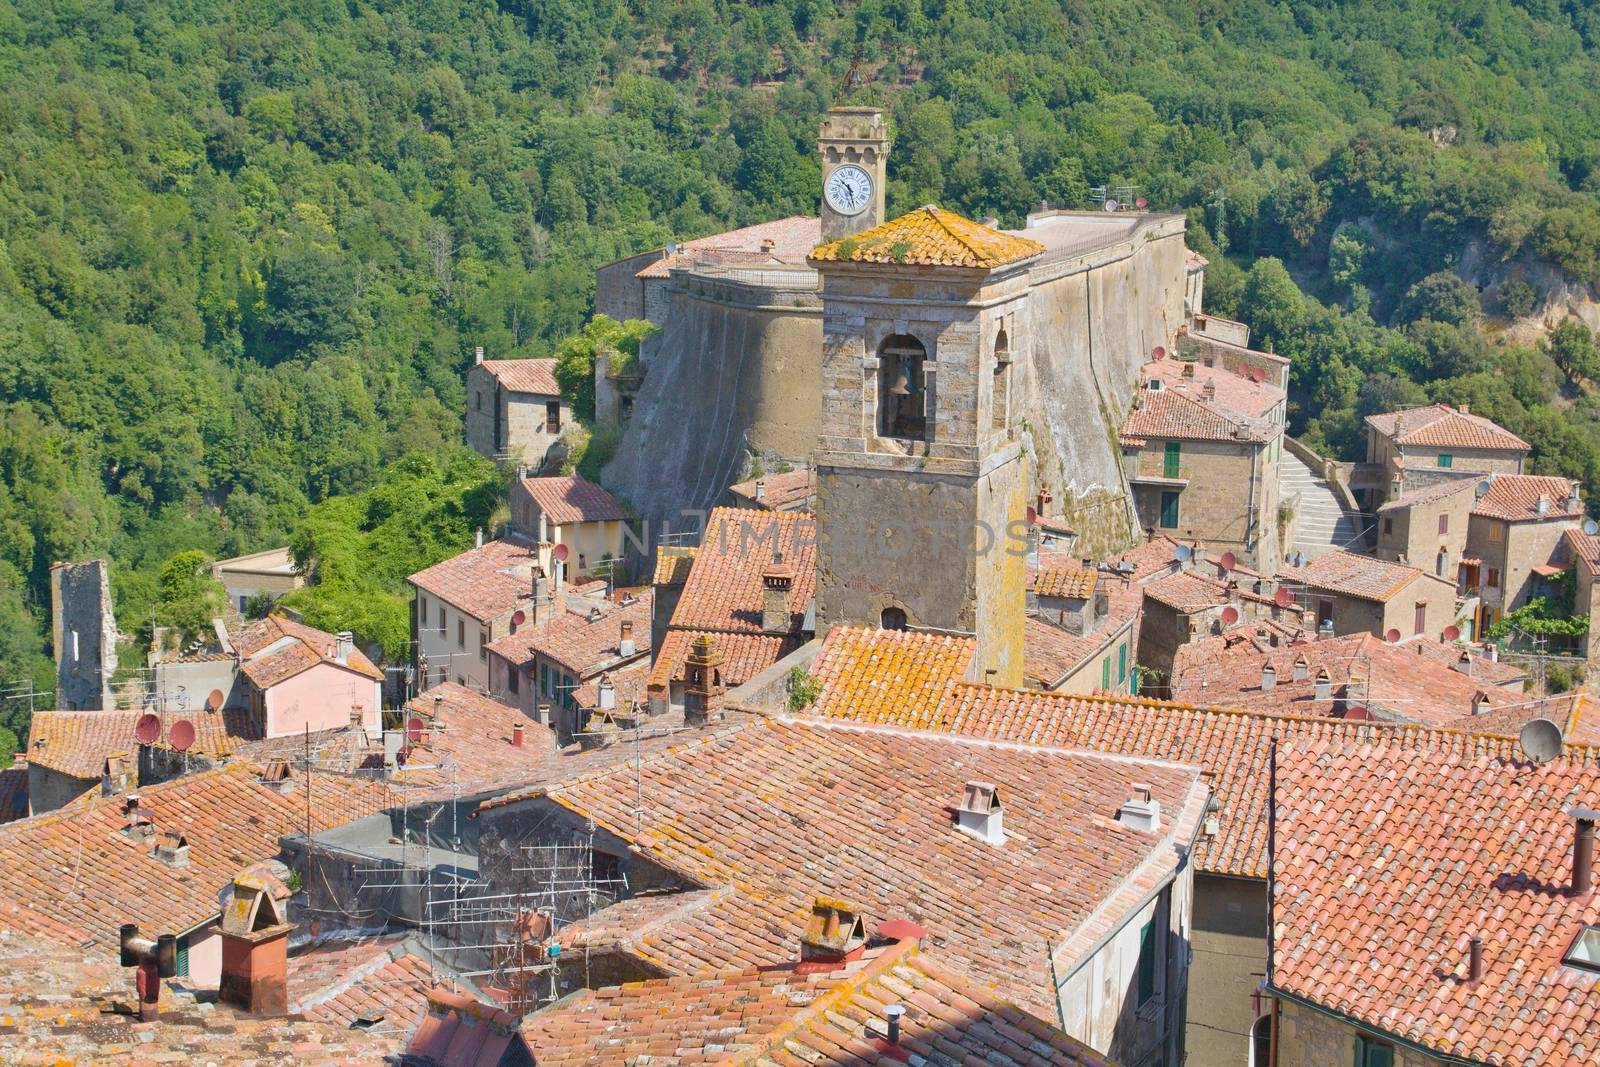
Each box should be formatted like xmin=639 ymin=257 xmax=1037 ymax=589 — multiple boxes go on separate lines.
xmin=825 ymin=164 xmax=874 ymax=216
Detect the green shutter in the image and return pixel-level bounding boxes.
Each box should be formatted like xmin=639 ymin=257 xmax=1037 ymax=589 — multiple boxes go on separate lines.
xmin=1101 ymin=657 xmax=1111 ymax=690
xmin=1160 ymin=491 xmax=1180 ymax=529
xmin=175 ymin=936 xmax=190 ymax=978
xmin=1438 ymin=453 xmax=1453 ymax=468
xmin=1358 ymin=1036 xmax=1395 ymax=1067
xmin=1118 ymin=643 xmax=1127 ymax=686
xmin=1163 ymin=441 xmax=1181 ymax=478
xmin=1137 ymin=919 xmax=1157 ymax=1004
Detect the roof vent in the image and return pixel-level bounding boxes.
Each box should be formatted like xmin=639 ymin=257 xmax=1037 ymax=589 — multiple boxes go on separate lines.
xmin=1313 ymin=668 xmax=1332 ymax=702
xmin=1455 ymin=650 xmax=1472 ymax=675
xmin=954 ymin=780 xmax=1005 ymax=846
xmin=1118 ymin=783 xmax=1161 ymax=833
xmin=151 ymin=830 xmax=189 ymax=868
xmin=799 ymin=897 xmax=868 ymax=967
xmin=1291 ymin=656 xmax=1309 ymax=682
xmin=1260 ymin=663 xmax=1277 ymax=691
xmin=618 ymin=619 xmax=636 ymax=658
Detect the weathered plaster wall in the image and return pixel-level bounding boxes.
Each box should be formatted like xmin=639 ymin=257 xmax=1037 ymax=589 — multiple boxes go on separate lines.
xmin=27 ymin=765 xmax=97 ymax=816
xmin=264 ymin=665 xmax=380 ymax=738
xmin=1187 ymin=874 xmax=1267 ymax=1067
xmin=1275 ymin=996 xmax=1443 ymax=1067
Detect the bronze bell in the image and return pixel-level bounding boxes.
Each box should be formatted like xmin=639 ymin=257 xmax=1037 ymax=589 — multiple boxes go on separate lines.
xmin=888 ymin=361 xmax=914 ymax=396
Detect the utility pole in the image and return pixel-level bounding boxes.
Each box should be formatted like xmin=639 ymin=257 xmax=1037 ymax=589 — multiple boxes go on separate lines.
xmin=1211 ymin=188 xmax=1229 ymax=255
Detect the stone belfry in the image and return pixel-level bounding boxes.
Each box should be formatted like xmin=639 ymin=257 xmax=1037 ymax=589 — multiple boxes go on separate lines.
xmin=807 ymin=206 xmax=1045 ymax=686
xmin=818 ymin=106 xmax=888 ymax=242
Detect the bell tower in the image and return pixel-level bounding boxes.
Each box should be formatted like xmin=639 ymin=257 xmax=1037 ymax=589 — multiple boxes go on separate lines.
xmin=808 ymin=206 xmax=1044 ymax=685
xmin=818 ymin=107 xmax=888 ymax=242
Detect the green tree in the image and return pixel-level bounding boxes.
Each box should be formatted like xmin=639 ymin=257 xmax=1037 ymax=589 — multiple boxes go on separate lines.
xmin=155 ymin=550 xmax=227 ymax=643
xmin=1240 ymin=258 xmax=1306 ymax=350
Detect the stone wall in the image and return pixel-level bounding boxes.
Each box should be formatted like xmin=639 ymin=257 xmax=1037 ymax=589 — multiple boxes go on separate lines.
xmin=1187 ymin=874 xmax=1267 ymax=1067
xmin=50 ymin=560 xmax=117 ymax=710
xmin=594 ymin=249 xmax=663 ymax=323
xmin=1376 ymin=491 xmax=1471 ymax=574
xmin=1274 ymin=996 xmax=1443 ymax=1067
xmin=465 ymin=363 xmax=498 ymax=458
xmin=1128 ymin=435 xmax=1279 ymax=571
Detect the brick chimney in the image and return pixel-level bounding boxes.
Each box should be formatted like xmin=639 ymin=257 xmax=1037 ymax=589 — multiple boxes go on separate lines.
xmin=954 ymin=780 xmax=1004 ymax=846
xmin=218 ymin=868 xmax=295 ymax=1017
xmin=761 ymin=552 xmax=794 ymax=635
xmin=619 ymin=619 xmax=636 ymax=658
xmin=682 ymin=634 xmax=725 ymax=727
xmin=799 ymin=897 xmax=868 ymax=970
xmin=511 ymin=721 xmax=525 ymax=748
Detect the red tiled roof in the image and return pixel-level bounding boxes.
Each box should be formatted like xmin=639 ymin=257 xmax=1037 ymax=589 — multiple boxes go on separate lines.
xmin=235 ymin=613 xmax=383 ymax=687
xmin=25 ymin=709 xmax=264 ymax=779
xmin=489 ymin=591 xmax=651 ymax=678
xmin=1023 ymin=612 xmax=1135 ymax=690
xmin=477 ymin=357 xmax=559 ymax=395
xmin=290 ymin=935 xmax=435 ymax=1038
xmin=1366 ymin=403 xmax=1530 ymax=451
xmin=647 ymin=628 xmax=801 ymax=694
xmin=1279 ymin=548 xmax=1424 ymax=602
xmin=1271 ymin=744 xmax=1600 ymax=1066
xmin=667 ymin=507 xmax=818 ymax=635
xmin=524 ymin=937 xmax=1114 ymax=1066
xmin=1566 ymin=526 xmax=1600 ymax=571
xmin=1109 ymin=536 xmax=1191 ymax=581
xmin=636 ymin=216 xmax=821 ymax=278
xmin=1442 ymin=691 xmax=1600 ymax=746
xmin=652 ymin=545 xmax=697 ymax=586
xmin=1032 ymin=565 xmax=1097 ymax=599
xmin=0 ymin=763 xmax=390 ymax=946
xmin=519 ymin=474 xmax=628 ymax=525
xmin=493 ymin=717 xmax=1206 ymax=1020
xmin=392 ymin=683 xmax=560 ymax=792
xmin=1121 ymin=387 xmax=1271 ymax=445
xmin=810 ymin=205 xmax=1045 ymax=269
xmin=1142 ymin=356 xmax=1284 ymax=421
xmin=1376 ymin=475 xmax=1478 ymax=513
xmin=1471 ymin=473 xmax=1583 ymax=522
xmin=803 ymin=626 xmax=974 ymax=720
xmin=727 ymin=467 xmax=816 ymax=510
xmin=408 ymin=538 xmax=543 ymax=621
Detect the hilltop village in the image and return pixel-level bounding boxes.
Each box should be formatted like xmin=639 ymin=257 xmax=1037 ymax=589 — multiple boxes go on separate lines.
xmin=7 ymin=107 xmax=1600 ymax=1067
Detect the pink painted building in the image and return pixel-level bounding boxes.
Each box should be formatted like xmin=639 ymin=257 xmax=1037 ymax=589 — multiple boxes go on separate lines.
xmin=234 ymin=615 xmax=384 ymax=737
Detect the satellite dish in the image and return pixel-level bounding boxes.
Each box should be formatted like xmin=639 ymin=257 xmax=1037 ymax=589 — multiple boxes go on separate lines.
xmin=1385 ymin=628 xmax=1401 ymax=643
xmin=552 ymin=543 xmax=570 ymax=562
xmin=1475 ymin=480 xmax=1493 ymax=499
xmin=1220 ymin=551 xmax=1237 ymax=572
xmin=1585 ymin=519 xmax=1599 ymax=537
xmin=512 ymin=610 xmax=527 ymax=626
xmin=1519 ymin=718 xmax=1565 ymax=763
xmin=1442 ymin=624 xmax=1461 ymax=641
xmin=1345 ymin=705 xmax=1370 ymax=721
xmin=1135 ymin=196 xmax=1148 ymax=209
xmin=1250 ymin=368 xmax=1266 ymax=383
xmin=396 ymin=745 xmax=411 ymax=767
xmin=168 ymin=719 xmax=196 ymax=753
xmin=1103 ymin=199 xmax=1119 ymax=212
xmin=1174 ymin=544 xmax=1193 ymax=562
xmin=406 ymin=716 xmax=427 ymax=743
xmin=1152 ymin=345 xmax=1167 ymax=360
xmin=205 ymin=689 xmax=225 ymax=712
xmin=1221 ymin=605 xmax=1240 ymax=626
xmin=1274 ymin=587 xmax=1295 ymax=608
xmin=134 ymin=714 xmax=161 ymax=745
xmin=1026 ymin=506 xmax=1038 ymax=525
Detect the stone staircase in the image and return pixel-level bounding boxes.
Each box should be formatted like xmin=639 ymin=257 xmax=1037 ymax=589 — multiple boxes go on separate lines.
xmin=1281 ymin=449 xmax=1367 ymax=559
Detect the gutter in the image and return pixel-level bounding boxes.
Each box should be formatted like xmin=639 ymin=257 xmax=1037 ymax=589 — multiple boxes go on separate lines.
xmin=1265 ymin=984 xmax=1486 ymax=1066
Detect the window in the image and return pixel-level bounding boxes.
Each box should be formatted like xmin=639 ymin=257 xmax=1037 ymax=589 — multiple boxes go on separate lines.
xmin=474 ymin=391 xmax=482 ymax=412
xmin=1101 ymin=656 xmax=1112 ymax=691
xmin=1487 ymin=567 xmax=1500 ymax=587
xmin=175 ymin=935 xmax=190 ymax=978
xmin=578 ymin=553 xmax=587 ymax=569
xmin=1163 ymin=441 xmax=1181 ymax=479
xmin=419 ymin=597 xmax=429 ymax=628
xmin=1383 ymin=517 xmax=1393 ymax=535
xmin=877 ymin=335 xmax=929 ymax=440
xmin=1318 ymin=599 xmax=1334 ymax=626
xmin=479 ymin=628 xmax=488 ymax=661
xmin=1356 ymin=1034 xmax=1395 ymax=1067
xmin=1136 ymin=919 xmax=1158 ymax=1005
xmin=508 ymin=668 xmax=520 ymax=695
xmin=439 ymin=607 xmax=447 ymax=632
xmin=1117 ymin=642 xmax=1127 ymax=685
xmin=1414 ymin=600 xmax=1426 ymax=635
xmin=991 ymin=329 xmax=1010 ymax=432
xmin=881 ymin=606 xmax=908 ymax=631
xmin=545 ymin=399 xmax=561 ymax=433
xmin=1438 ymin=513 xmax=1449 ymax=535
xmin=1437 ymin=454 xmax=1453 ymax=468
xmin=1564 ymin=925 xmax=1600 ymax=972
xmin=1159 ymin=491 xmax=1180 ymax=529
xmin=457 ymin=620 xmax=465 ymax=649
xmin=1489 ymin=523 xmax=1504 ymax=543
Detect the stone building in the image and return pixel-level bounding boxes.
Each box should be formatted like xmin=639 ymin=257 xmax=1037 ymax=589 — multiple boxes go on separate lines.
xmin=1362 ymin=404 xmax=1530 ymax=508
xmin=1121 ymin=354 xmax=1287 ymax=572
xmin=1464 ymin=473 xmax=1583 ymax=625
xmin=1564 ymin=526 xmax=1600 ymax=669
xmin=1374 ymin=476 xmax=1476 ymax=580
xmin=464 ymin=348 xmax=569 ymax=469
xmin=1268 ymin=743 xmax=1600 ymax=1067
xmin=210 ymin=547 xmax=302 ymax=613
xmin=506 ymin=474 xmax=628 ymax=581
xmin=1279 ymin=549 xmax=1459 ymax=640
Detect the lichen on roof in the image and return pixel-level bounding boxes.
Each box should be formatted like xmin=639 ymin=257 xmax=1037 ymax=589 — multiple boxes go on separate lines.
xmin=809 ymin=205 xmax=1045 ymax=269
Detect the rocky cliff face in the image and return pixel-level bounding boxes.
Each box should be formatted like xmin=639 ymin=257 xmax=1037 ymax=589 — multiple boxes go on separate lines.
xmin=1457 ymin=239 xmax=1600 ymax=343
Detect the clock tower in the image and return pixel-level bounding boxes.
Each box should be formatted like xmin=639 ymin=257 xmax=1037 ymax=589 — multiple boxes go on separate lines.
xmin=818 ymin=106 xmax=888 ymax=242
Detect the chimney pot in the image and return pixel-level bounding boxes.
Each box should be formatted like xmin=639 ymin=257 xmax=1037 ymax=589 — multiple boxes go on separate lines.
xmin=511 ymin=721 xmax=525 ymax=748
xmin=619 ymin=618 xmax=637 ymax=658
xmin=884 ymin=1003 xmax=906 ymax=1045
xmin=474 ymin=345 xmax=484 ymax=364
xmin=1573 ymin=808 xmax=1597 ymax=894
xmin=1468 ymin=935 xmax=1483 ymax=983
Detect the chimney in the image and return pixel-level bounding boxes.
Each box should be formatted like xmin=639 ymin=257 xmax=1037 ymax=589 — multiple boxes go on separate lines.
xmin=151 ymin=830 xmax=189 ymax=868
xmin=682 ymin=634 xmax=725 ymax=727
xmin=1182 ymin=362 xmax=1196 ymax=378
xmin=1313 ymin=668 xmax=1332 ymax=702
xmin=1573 ymin=807 xmax=1598 ymax=894
xmin=1538 ymin=496 xmax=1551 ymax=516
xmin=753 ymin=478 xmax=766 ymax=502
xmin=1472 ymin=690 xmax=1492 ymax=715
xmin=1202 ymin=378 xmax=1216 ymax=401
xmin=219 ymin=867 xmax=295 ymax=1017
xmin=119 ymin=924 xmax=178 ymax=1021
xmin=511 ymin=721 xmax=525 ymax=748
xmin=884 ymin=1003 xmax=906 ymax=1046
xmin=1261 ymin=663 xmax=1277 ymax=691
xmin=761 ymin=553 xmax=794 ymax=635
xmin=798 ymin=898 xmax=868 ymax=969
xmin=760 ymin=237 xmax=776 ymax=253
xmin=1292 ymin=655 xmax=1309 ymax=682
xmin=1118 ymin=783 xmax=1162 ymax=833
xmin=474 ymin=345 xmax=484 ymax=365
xmin=334 ymin=631 xmax=353 ymax=664
xmin=1457 ymin=403 xmax=1469 ymax=415
xmin=619 ymin=619 xmax=636 ymax=658
xmin=475 ymin=527 xmax=484 ymax=549
xmin=1468 ymin=936 xmax=1483 ymax=983
xmin=954 ymin=780 xmax=1005 ymax=846
xmin=121 ymin=794 xmax=156 ymax=846
xmin=1454 ymin=650 xmax=1472 ymax=675
xmin=1569 ymin=483 xmax=1582 ymax=513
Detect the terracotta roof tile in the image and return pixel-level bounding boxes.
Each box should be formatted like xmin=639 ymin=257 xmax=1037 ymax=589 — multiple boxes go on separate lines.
xmin=652 ymin=544 xmax=698 ymax=586
xmin=524 ymin=938 xmax=1114 ymax=1066
xmin=24 ymin=708 xmax=264 ymax=779
xmin=1566 ymin=526 xmax=1600 ymax=570
xmin=487 ymin=591 xmax=651 ymax=677
xmin=518 ymin=474 xmax=628 ymax=525
xmin=496 ymin=716 xmax=1206 ymax=1019
xmin=1366 ymin=403 xmax=1531 ymax=451
xmin=810 ymin=205 xmax=1045 ymax=269
xmin=477 ymin=357 xmax=559 ymax=395
xmin=668 ymin=508 xmax=817 ymax=634
xmin=1032 ymin=565 xmax=1097 ymax=599
xmin=1120 ymin=387 xmax=1270 ymax=444
xmin=392 ymin=682 xmax=560 ymax=792
xmin=803 ymin=626 xmax=974 ymax=720
xmin=1142 ymin=356 xmax=1284 ymax=421
xmin=1271 ymin=744 xmax=1600 ymax=1066
xmin=0 ymin=763 xmax=390 ymax=946
xmin=647 ymin=628 xmax=801 ymax=694
xmin=1279 ymin=548 xmax=1424 ymax=602
xmin=636 ymin=216 xmax=821 ymax=278
xmin=1471 ymin=473 xmax=1583 ymax=522
xmin=727 ymin=467 xmax=816 ymax=510
xmin=408 ymin=538 xmax=543 ymax=620
xmin=1376 ymin=475 xmax=1478 ymax=512
xmin=235 ymin=613 xmax=383 ymax=686
xmin=290 ymin=935 xmax=436 ymax=1039
xmin=1441 ymin=691 xmax=1600 ymax=745
xmin=1023 ymin=608 xmax=1137 ymax=690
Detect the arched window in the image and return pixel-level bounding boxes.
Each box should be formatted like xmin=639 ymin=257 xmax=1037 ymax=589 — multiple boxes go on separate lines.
xmin=1248 ymin=1013 xmax=1272 ymax=1067
xmin=991 ymin=328 xmax=1011 ymax=432
xmin=880 ymin=606 xmax=908 ymax=631
xmin=877 ymin=335 xmax=928 ymax=441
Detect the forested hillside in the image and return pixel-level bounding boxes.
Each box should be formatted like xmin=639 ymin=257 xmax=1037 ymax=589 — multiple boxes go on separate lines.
xmin=3 ymin=0 xmax=1600 ymax=743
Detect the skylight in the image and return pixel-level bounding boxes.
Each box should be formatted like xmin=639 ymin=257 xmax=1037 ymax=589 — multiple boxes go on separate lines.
xmin=1563 ymin=926 xmax=1600 ymax=972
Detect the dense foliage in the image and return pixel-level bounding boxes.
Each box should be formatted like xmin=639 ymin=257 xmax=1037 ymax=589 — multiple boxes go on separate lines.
xmin=3 ymin=0 xmax=1600 ymax=738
